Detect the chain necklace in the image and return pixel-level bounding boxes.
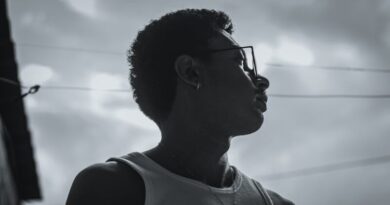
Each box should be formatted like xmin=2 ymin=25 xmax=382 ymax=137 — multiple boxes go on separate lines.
xmin=207 ymin=166 xmax=237 ymax=205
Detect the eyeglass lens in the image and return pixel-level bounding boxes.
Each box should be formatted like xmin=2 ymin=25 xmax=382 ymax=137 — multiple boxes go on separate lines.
xmin=241 ymin=47 xmax=258 ymax=81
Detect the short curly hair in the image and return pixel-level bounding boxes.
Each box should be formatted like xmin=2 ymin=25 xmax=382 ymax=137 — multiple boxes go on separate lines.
xmin=128 ymin=9 xmax=233 ymax=125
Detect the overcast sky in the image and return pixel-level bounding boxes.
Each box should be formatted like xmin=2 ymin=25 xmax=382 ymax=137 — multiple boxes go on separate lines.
xmin=6 ymin=0 xmax=390 ymax=205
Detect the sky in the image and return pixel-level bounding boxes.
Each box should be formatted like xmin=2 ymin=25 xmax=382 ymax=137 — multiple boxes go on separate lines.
xmin=5 ymin=0 xmax=390 ymax=204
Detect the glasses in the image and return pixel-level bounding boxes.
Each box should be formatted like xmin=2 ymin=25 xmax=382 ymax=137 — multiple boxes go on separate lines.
xmin=192 ymin=46 xmax=258 ymax=83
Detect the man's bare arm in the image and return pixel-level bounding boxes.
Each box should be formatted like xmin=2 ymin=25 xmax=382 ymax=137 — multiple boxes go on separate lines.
xmin=66 ymin=161 xmax=145 ymax=205
xmin=266 ymin=189 xmax=295 ymax=205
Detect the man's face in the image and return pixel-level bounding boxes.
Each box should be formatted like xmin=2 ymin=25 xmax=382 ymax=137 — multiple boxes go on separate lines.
xmin=197 ymin=30 xmax=269 ymax=136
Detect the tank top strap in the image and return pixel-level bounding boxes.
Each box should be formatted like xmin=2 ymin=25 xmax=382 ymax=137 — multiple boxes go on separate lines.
xmin=251 ymin=179 xmax=274 ymax=205
xmin=106 ymin=154 xmax=156 ymax=205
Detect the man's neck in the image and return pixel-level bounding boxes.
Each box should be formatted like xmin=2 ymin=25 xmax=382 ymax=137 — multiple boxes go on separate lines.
xmin=145 ymin=90 xmax=236 ymax=187
xmin=143 ymin=135 xmax=234 ymax=188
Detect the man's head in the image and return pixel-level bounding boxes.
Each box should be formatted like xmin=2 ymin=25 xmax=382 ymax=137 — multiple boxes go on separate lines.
xmin=129 ymin=9 xmax=269 ymax=135
xmin=128 ymin=9 xmax=233 ymax=125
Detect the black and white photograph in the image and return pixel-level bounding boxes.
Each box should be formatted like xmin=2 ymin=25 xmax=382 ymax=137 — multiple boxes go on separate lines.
xmin=1 ymin=0 xmax=390 ymax=205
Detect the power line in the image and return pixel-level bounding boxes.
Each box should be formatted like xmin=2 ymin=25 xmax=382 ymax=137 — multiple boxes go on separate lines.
xmin=2 ymin=77 xmax=390 ymax=99
xmin=41 ymin=85 xmax=129 ymax=93
xmin=0 ymin=78 xmax=129 ymax=93
xmin=20 ymin=85 xmax=390 ymax=99
xmin=269 ymin=94 xmax=390 ymax=99
xmin=15 ymin=43 xmax=390 ymax=73
xmin=0 ymin=78 xmax=40 ymax=103
xmin=266 ymin=63 xmax=390 ymax=73
xmin=0 ymin=77 xmax=27 ymax=88
xmin=16 ymin=43 xmax=125 ymax=56
xmin=259 ymin=154 xmax=390 ymax=181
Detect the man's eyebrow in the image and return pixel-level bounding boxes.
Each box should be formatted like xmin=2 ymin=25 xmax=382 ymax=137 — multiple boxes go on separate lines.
xmin=229 ymin=45 xmax=241 ymax=49
xmin=200 ymin=45 xmax=247 ymax=55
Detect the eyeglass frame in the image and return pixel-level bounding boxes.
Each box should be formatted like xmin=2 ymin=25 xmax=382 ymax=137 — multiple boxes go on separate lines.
xmin=188 ymin=46 xmax=258 ymax=83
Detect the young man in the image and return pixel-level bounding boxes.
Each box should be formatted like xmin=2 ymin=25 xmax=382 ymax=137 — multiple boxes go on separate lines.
xmin=66 ymin=9 xmax=294 ymax=205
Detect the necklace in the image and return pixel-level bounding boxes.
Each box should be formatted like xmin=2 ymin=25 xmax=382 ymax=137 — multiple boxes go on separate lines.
xmin=208 ymin=166 xmax=237 ymax=205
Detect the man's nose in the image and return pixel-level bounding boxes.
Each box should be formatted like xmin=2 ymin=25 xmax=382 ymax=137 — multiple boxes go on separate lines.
xmin=255 ymin=75 xmax=270 ymax=90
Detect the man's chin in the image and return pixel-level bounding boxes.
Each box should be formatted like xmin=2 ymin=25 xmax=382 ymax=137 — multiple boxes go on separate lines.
xmin=232 ymin=114 xmax=264 ymax=136
xmin=249 ymin=113 xmax=264 ymax=133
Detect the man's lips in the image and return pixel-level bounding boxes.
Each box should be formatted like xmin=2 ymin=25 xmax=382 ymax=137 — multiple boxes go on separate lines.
xmin=256 ymin=94 xmax=268 ymax=103
xmin=254 ymin=94 xmax=267 ymax=112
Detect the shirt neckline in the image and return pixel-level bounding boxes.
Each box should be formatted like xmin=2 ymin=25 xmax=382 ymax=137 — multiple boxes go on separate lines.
xmin=133 ymin=152 xmax=242 ymax=194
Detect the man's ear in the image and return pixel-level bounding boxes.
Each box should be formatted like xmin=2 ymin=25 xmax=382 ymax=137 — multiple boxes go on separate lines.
xmin=174 ymin=55 xmax=201 ymax=88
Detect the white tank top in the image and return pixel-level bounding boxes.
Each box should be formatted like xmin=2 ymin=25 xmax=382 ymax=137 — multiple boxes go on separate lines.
xmin=107 ymin=152 xmax=273 ymax=205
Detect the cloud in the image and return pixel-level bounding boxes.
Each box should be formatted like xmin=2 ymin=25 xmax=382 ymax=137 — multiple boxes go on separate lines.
xmin=20 ymin=64 xmax=55 ymax=86
xmin=111 ymin=108 xmax=159 ymax=131
xmin=274 ymin=36 xmax=314 ymax=66
xmin=255 ymin=43 xmax=274 ymax=71
xmin=331 ymin=43 xmax=363 ymax=65
xmin=89 ymin=72 xmax=126 ymax=90
xmin=384 ymin=25 xmax=390 ymax=48
xmin=255 ymin=36 xmax=315 ymax=69
xmin=87 ymin=72 xmax=157 ymax=130
xmin=61 ymin=0 xmax=99 ymax=19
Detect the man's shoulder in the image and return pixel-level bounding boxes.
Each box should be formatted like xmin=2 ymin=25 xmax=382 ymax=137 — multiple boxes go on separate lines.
xmin=247 ymin=177 xmax=294 ymax=205
xmin=266 ymin=189 xmax=295 ymax=205
xmin=66 ymin=160 xmax=145 ymax=205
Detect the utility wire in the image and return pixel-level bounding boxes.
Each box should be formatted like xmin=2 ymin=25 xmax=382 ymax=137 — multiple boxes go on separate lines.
xmin=23 ymin=85 xmax=390 ymax=99
xmin=269 ymin=94 xmax=390 ymax=99
xmin=0 ymin=77 xmax=27 ymax=88
xmin=266 ymin=63 xmax=390 ymax=73
xmin=16 ymin=43 xmax=390 ymax=73
xmin=2 ymin=77 xmax=390 ymax=99
xmin=16 ymin=43 xmax=125 ymax=56
xmin=41 ymin=85 xmax=129 ymax=93
xmin=15 ymin=85 xmax=390 ymax=99
xmin=0 ymin=77 xmax=40 ymax=103
xmin=259 ymin=154 xmax=390 ymax=181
